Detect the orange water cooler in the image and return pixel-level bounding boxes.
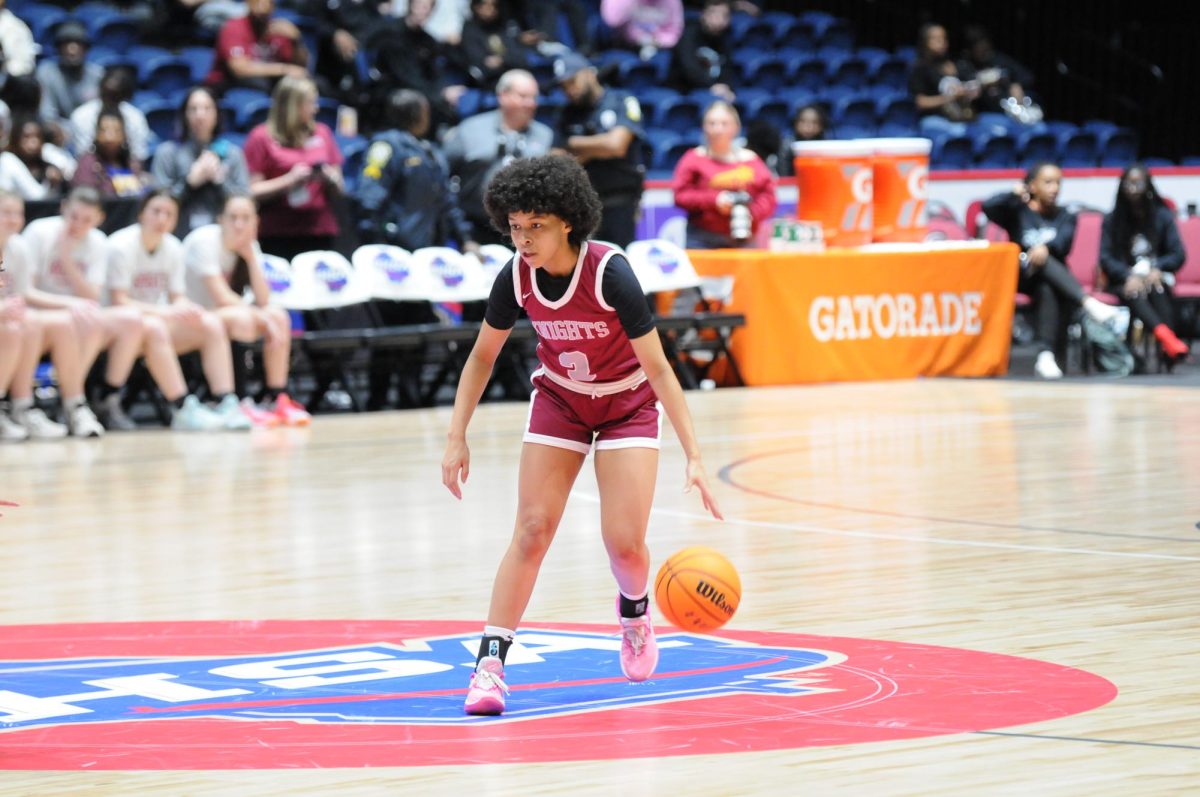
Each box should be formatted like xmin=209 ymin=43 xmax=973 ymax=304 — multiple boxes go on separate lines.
xmin=791 ymin=140 xmax=874 ymax=247
xmin=871 ymin=138 xmax=931 ymax=242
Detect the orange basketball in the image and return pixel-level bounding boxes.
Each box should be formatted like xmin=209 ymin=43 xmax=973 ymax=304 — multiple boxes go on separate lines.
xmin=654 ymin=546 xmax=741 ymax=631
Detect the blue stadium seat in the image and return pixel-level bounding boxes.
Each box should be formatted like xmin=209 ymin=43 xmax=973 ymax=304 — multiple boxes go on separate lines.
xmin=877 ymin=122 xmax=919 ymax=138
xmin=972 ymin=130 xmax=1017 ymax=168
xmin=1057 ymin=129 xmax=1099 ymax=167
xmin=616 ymin=59 xmax=665 ymax=91
xmin=179 ymin=46 xmax=214 ymax=85
xmin=1016 ymin=129 xmax=1058 ymax=167
xmin=1142 ymin=157 xmax=1175 ymax=168
xmin=652 ymin=95 xmax=704 ymax=135
xmin=88 ymin=14 xmax=139 ymax=51
xmin=231 ymin=96 xmax=274 ymax=131
xmin=317 ymin=98 xmax=340 ymax=130
xmin=831 ymin=124 xmax=874 ymax=140
xmin=832 ymin=95 xmax=877 ymax=130
xmin=140 ymin=56 xmax=193 ymax=98
xmin=791 ymin=56 xmax=826 ymax=92
xmin=930 ymin=133 xmax=973 ymax=169
xmin=815 ymin=18 xmax=855 ymax=50
xmin=769 ymin=16 xmax=815 ymax=50
xmin=737 ymin=54 xmax=792 ymax=92
xmin=139 ymin=99 xmax=179 ymax=143
xmin=816 ymin=84 xmax=855 ymax=107
xmin=729 ymin=14 xmax=775 ymax=51
xmin=89 ymin=50 xmax=137 ymax=72
xmin=741 ymin=96 xmax=791 ymax=132
xmin=826 ymin=53 xmax=868 ymax=89
xmin=23 ymin=6 xmax=69 ymax=48
xmin=871 ymin=54 xmax=910 ymax=91
xmin=647 ymin=130 xmax=683 ymax=172
xmin=1097 ymin=129 xmax=1139 ymax=167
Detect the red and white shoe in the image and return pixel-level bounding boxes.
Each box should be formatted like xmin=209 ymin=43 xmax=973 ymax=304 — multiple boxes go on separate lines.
xmin=619 ymin=612 xmax=659 ymax=682
xmin=240 ymin=398 xmax=281 ymax=428
xmin=464 ymin=656 xmax=508 ymax=715
xmin=273 ymin=393 xmax=312 ymax=427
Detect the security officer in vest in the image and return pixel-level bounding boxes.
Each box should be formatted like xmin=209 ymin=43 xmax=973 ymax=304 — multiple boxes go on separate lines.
xmin=355 ymin=88 xmax=478 ymax=256
xmin=552 ymin=51 xmax=647 ymax=248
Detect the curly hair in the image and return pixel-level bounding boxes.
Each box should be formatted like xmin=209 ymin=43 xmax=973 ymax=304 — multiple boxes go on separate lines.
xmin=483 ymin=154 xmax=602 ymax=248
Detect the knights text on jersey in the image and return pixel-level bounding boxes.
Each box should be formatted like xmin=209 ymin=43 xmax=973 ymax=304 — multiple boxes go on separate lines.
xmin=515 ymin=241 xmax=642 ymax=389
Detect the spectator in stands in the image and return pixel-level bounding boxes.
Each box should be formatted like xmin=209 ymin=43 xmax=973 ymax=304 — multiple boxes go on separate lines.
xmin=0 ymin=116 xmax=73 ymax=201
xmin=1099 ymin=164 xmax=1190 ymax=363
xmin=0 ymin=190 xmax=105 ymax=439
xmin=244 ymin=75 xmax=343 ymax=260
xmin=668 ymin=0 xmax=735 ymax=102
xmin=183 ymin=192 xmax=309 ymax=425
xmin=509 ymin=0 xmax=593 ymax=57
xmin=356 ymin=89 xmax=477 ymax=254
xmin=443 ymin=68 xmax=553 ymax=246
xmin=206 ymin=0 xmax=310 ymax=94
xmin=909 ymin=23 xmax=978 ymax=137
xmin=107 ymin=189 xmax=250 ymax=430
xmin=0 ymin=1 xmax=35 ymax=78
xmin=773 ymin=103 xmax=827 ymax=177
xmin=671 ymin=100 xmax=776 ymax=249
xmin=70 ymin=110 xmax=150 ymax=199
xmin=457 ymin=0 xmax=533 ymax=91
xmin=982 ymin=162 xmax=1120 ymax=379
xmin=554 ymin=51 xmax=647 ymax=248
xmin=70 ymin=67 xmax=152 ymax=163
xmin=370 ymin=0 xmax=467 ymax=134
xmin=299 ymin=0 xmax=386 ymax=104
xmin=957 ymin=25 xmax=1037 ymax=119
xmin=600 ymin=0 xmax=684 ymax=60
xmin=152 ymin=86 xmax=250 ymax=237
xmin=36 ymin=21 xmax=103 ymax=147
xmin=20 ymin=187 xmax=191 ymax=430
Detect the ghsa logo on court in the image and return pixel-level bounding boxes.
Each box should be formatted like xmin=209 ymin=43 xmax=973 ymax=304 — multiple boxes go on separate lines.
xmin=0 ymin=630 xmax=844 ymax=731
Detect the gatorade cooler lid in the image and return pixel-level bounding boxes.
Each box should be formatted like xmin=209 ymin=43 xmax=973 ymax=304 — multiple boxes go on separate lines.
xmin=870 ymin=137 xmax=933 ymax=156
xmin=791 ymin=140 xmax=877 ymax=158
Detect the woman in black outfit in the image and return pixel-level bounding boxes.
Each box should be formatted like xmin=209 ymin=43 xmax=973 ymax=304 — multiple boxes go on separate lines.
xmin=1099 ymin=164 xmax=1190 ymax=363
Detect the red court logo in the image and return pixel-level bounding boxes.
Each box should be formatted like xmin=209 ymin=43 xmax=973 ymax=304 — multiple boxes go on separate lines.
xmin=0 ymin=620 xmax=1116 ymax=770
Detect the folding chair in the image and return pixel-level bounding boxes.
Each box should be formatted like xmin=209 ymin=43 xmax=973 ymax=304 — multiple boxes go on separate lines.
xmin=289 ymin=250 xmax=373 ymax=410
xmin=625 ymin=239 xmax=746 ymax=388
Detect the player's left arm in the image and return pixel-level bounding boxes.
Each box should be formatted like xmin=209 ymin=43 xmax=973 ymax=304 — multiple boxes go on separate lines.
xmin=629 ymin=330 xmax=724 ymax=520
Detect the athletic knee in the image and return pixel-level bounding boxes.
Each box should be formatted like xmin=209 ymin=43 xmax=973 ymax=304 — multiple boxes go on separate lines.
xmin=202 ymin=313 xmax=227 ymax=341
xmin=606 ymin=537 xmax=647 ymax=568
xmin=141 ymin=315 xmax=169 ymax=345
xmin=513 ymin=513 xmax=556 ymax=559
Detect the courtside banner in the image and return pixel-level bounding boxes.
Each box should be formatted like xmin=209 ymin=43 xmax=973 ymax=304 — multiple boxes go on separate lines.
xmin=690 ymin=242 xmax=1019 ymax=385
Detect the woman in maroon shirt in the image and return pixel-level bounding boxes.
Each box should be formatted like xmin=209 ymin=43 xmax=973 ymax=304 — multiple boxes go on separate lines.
xmin=671 ymin=101 xmax=777 ymax=249
xmin=70 ymin=110 xmax=149 ymax=199
xmin=243 ymin=75 xmax=343 ymax=260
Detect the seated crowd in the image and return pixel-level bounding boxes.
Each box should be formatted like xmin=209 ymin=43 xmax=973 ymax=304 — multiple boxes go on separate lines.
xmin=0 ymin=1 xmax=1192 ymax=441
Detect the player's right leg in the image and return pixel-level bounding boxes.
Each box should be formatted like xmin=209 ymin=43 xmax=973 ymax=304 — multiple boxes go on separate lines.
xmin=91 ymin=306 xmax=148 ymax=430
xmin=465 ymin=441 xmax=586 ymax=716
xmin=34 ymin=309 xmax=104 ymax=437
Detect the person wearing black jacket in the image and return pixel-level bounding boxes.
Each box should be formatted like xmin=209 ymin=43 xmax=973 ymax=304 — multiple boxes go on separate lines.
xmin=1099 ymin=164 xmax=1190 ymax=363
xmin=668 ymin=0 xmax=735 ymax=101
xmin=983 ymin=161 xmax=1119 ymax=378
xmin=457 ymin=0 xmax=533 ymax=91
xmin=369 ymin=0 xmax=466 ymax=133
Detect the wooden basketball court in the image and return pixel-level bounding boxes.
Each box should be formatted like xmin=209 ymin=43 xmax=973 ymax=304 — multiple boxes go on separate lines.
xmin=1 ymin=378 xmax=1197 ymax=794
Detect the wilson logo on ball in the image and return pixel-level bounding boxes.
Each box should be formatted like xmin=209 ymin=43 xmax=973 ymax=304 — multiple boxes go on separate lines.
xmin=656 ymin=547 xmax=742 ymax=632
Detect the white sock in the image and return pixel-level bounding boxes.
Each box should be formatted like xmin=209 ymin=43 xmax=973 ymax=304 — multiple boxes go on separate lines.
xmin=11 ymin=397 xmax=33 ymax=414
xmin=62 ymin=395 xmax=85 ymax=412
xmin=483 ymin=625 xmax=515 ymax=641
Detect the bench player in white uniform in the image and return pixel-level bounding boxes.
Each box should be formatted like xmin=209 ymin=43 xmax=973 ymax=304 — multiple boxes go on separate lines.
xmin=106 ymin=189 xmax=250 ymax=431
xmin=0 ymin=190 xmax=104 ymax=440
xmin=182 ymin=194 xmax=309 ymax=426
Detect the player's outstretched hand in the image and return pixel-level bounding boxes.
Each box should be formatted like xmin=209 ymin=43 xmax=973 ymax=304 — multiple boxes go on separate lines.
xmin=441 ymin=437 xmax=470 ymax=500
xmin=684 ymin=460 xmax=724 ymax=521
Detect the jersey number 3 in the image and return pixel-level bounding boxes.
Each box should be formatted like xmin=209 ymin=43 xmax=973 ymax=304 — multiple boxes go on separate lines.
xmin=559 ymin=351 xmax=597 ymax=382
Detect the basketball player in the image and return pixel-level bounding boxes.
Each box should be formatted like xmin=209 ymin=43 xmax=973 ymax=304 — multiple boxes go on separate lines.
xmin=441 ymin=154 xmax=724 ymax=716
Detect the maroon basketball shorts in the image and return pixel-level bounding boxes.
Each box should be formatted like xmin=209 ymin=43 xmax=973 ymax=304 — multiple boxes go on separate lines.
xmin=524 ymin=375 xmax=662 ymax=454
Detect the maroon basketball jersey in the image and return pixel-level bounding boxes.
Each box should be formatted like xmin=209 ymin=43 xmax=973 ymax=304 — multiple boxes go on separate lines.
xmin=514 ymin=241 xmax=643 ymax=392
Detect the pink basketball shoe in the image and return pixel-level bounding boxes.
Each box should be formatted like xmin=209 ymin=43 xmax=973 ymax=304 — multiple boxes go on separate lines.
xmin=464 ymin=656 xmax=509 ymax=715
xmin=619 ymin=612 xmax=659 ymax=682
